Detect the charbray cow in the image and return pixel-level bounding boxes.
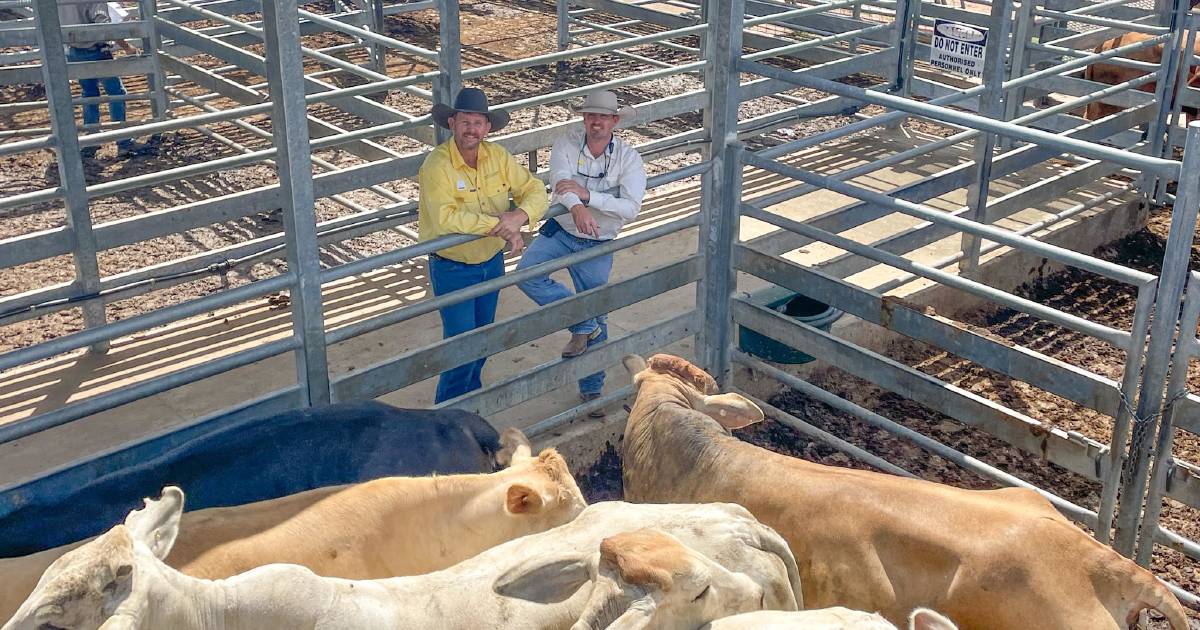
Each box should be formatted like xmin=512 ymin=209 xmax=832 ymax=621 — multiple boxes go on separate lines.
xmin=620 ymin=354 xmax=1189 ymax=630
xmin=0 ymin=431 xmax=584 ymax=622
xmin=1083 ymin=31 xmax=1200 ymax=122
xmin=703 ymin=607 xmax=958 ymax=630
xmin=4 ymin=488 xmax=801 ymax=630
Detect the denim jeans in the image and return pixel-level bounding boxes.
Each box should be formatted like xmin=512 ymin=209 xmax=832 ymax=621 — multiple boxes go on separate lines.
xmin=67 ymin=46 xmax=133 ymax=151
xmin=516 ymin=225 xmax=612 ymax=395
xmin=428 ymin=251 xmax=504 ymax=403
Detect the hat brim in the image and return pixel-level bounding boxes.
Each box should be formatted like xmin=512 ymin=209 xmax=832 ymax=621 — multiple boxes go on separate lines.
xmin=431 ymin=103 xmax=510 ymax=132
xmin=574 ymin=105 xmax=636 ymax=120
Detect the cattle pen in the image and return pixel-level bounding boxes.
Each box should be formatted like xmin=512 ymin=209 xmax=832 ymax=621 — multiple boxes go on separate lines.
xmin=2 ymin=0 xmax=1200 ymax=620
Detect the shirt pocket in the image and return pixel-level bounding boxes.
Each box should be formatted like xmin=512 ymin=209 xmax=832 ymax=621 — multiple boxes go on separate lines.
xmin=481 ymin=171 xmax=512 ymax=214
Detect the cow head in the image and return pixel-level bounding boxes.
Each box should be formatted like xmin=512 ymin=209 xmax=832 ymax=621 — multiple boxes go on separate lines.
xmin=623 ymin=354 xmax=764 ymax=431
xmin=2 ymin=487 xmax=184 ymax=630
xmin=570 ymin=528 xmax=768 ymax=630
xmin=502 ymin=448 xmax=588 ymax=526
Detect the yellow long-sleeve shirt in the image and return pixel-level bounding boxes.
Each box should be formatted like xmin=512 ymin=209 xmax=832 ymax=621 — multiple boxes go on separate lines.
xmin=418 ymin=139 xmax=549 ymax=264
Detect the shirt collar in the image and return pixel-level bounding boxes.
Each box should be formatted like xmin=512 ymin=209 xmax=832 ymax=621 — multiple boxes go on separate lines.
xmin=448 ymin=138 xmax=489 ymax=170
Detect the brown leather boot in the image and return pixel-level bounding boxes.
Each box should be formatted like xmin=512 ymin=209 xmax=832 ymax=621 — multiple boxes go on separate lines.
xmin=581 ymin=392 xmax=605 ymax=418
xmin=561 ymin=327 xmax=601 ymax=358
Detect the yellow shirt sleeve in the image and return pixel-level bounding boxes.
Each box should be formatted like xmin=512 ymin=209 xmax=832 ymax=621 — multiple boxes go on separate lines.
xmin=418 ymin=157 xmax=501 ymax=237
xmin=503 ymin=150 xmax=550 ymax=225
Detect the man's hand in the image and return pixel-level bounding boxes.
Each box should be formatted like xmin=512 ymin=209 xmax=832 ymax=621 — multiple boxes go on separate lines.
xmin=569 ymin=204 xmax=600 ymax=238
xmin=488 ymin=208 xmax=529 ymax=241
xmin=504 ymin=232 xmax=525 ymax=256
xmin=554 ymin=179 xmax=590 ymax=204
xmin=116 ymin=39 xmax=137 ymax=55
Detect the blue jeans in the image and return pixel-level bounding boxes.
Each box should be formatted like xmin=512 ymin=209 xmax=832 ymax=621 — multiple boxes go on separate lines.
xmin=516 ymin=225 xmax=612 ymax=395
xmin=67 ymin=46 xmax=133 ymax=150
xmin=428 ymin=251 xmax=504 ymax=403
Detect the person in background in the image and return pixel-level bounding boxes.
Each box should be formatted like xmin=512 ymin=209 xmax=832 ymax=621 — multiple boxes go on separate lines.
xmin=516 ymin=90 xmax=646 ymax=418
xmin=58 ymin=1 xmax=152 ymax=160
xmin=418 ymin=87 xmax=549 ymax=403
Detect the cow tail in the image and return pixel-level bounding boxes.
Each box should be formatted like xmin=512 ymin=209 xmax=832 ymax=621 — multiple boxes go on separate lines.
xmin=1131 ymin=574 xmax=1190 ymax=630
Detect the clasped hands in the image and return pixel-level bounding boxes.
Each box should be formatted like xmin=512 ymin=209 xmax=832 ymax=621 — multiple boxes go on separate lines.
xmin=488 ymin=209 xmax=529 ymax=256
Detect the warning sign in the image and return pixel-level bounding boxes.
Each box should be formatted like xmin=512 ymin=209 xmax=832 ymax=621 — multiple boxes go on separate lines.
xmin=929 ymin=19 xmax=988 ymax=78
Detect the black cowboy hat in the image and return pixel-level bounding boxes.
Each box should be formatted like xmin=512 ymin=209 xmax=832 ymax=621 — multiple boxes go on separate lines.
xmin=431 ymin=87 xmax=510 ymax=132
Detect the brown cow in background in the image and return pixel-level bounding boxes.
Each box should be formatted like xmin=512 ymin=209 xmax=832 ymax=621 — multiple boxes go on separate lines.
xmin=619 ymin=353 xmax=1190 ymax=630
xmin=1083 ymin=31 xmax=1200 ymax=121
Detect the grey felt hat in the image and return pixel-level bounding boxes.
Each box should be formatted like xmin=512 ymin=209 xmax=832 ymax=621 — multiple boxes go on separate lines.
xmin=431 ymin=87 xmax=510 ymax=132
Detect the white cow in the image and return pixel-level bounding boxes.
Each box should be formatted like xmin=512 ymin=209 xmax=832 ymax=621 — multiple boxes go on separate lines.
xmin=0 ymin=433 xmax=584 ymax=622
xmin=703 ymin=607 xmax=958 ymax=629
xmin=4 ymin=488 xmax=801 ymax=630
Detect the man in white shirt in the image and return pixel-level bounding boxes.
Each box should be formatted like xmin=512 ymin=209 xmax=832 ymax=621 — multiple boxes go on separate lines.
xmin=516 ymin=90 xmax=646 ymax=416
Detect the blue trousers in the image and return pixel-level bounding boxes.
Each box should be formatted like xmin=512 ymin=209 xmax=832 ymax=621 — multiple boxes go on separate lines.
xmin=67 ymin=47 xmax=132 ymax=150
xmin=516 ymin=227 xmax=611 ymax=395
xmin=428 ymin=251 xmax=504 ymax=403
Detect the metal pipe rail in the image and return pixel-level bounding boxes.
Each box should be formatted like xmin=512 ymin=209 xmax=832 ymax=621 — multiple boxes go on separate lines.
xmin=292 ymin=6 xmax=437 ymax=60
xmin=737 ymin=55 xmax=1182 ymax=178
xmin=460 ymin=21 xmax=709 ymax=80
xmin=0 ymin=336 xmax=299 ymax=445
xmin=1033 ymin=8 xmax=1169 ymax=34
xmin=323 ymin=157 xmax=711 ymax=288
xmin=159 ymin=0 xmax=432 ymax=101
xmin=0 ymin=272 xmax=295 ymax=373
xmin=740 ymin=201 xmax=1132 ymax=348
xmin=743 ymin=22 xmax=892 ymax=62
xmin=740 ymin=150 xmax=1155 ymax=286
xmin=757 ymin=31 xmax=1171 ymax=161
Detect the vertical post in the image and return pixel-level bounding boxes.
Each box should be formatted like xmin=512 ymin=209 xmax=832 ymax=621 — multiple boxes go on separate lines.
xmin=138 ymin=0 xmax=169 ymax=121
xmin=959 ymin=0 xmax=1013 ymax=275
xmin=367 ymin=0 xmax=386 ymax=76
xmin=1134 ymin=272 xmax=1200 ymax=566
xmin=556 ymin=0 xmax=571 ymax=52
xmin=1140 ymin=0 xmax=1186 ymax=205
xmin=433 ymin=0 xmax=461 ymax=145
xmin=1096 ymin=279 xmax=1157 ymax=544
xmin=1001 ymin=0 xmax=1037 ymax=150
xmin=262 ymin=0 xmax=331 ymax=406
xmin=1158 ymin=21 xmax=1197 ymax=203
xmin=1113 ymin=122 xmax=1200 ymax=556
xmin=696 ymin=0 xmax=743 ymax=388
xmin=34 ymin=0 xmax=108 ymax=353
xmin=890 ymin=0 xmax=919 ymax=96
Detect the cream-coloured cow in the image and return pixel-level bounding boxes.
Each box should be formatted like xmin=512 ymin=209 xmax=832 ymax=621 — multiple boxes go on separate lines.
xmin=620 ymin=354 xmax=1189 ymax=630
xmin=703 ymin=607 xmax=958 ymax=629
xmin=4 ymin=488 xmax=801 ymax=630
xmin=0 ymin=431 xmax=585 ymax=622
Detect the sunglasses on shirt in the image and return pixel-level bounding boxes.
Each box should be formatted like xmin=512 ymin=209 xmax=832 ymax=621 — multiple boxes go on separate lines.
xmin=576 ymin=143 xmax=613 ymax=180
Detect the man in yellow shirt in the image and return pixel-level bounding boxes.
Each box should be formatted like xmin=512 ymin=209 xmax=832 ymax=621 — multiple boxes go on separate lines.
xmin=419 ymin=88 xmax=549 ymax=403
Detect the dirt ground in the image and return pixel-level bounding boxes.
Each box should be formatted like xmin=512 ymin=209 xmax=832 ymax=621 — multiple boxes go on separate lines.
xmin=0 ymin=0 xmax=881 ymax=353
xmin=577 ymin=210 xmax=1200 ymax=625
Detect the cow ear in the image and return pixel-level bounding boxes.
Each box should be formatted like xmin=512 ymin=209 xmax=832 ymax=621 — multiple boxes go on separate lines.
xmin=698 ymin=393 xmax=764 ymax=430
xmin=910 ymin=608 xmax=958 ymax=630
xmin=605 ymin=603 xmax=657 ymax=630
xmin=506 ymin=483 xmax=545 ymax=514
xmin=496 ymin=428 xmax=533 ymax=467
xmin=124 ymin=486 xmax=184 ymax=560
xmin=493 ymin=553 xmax=593 ymax=603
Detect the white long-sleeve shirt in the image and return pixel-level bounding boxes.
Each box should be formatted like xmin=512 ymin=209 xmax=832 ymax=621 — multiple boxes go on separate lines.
xmin=548 ymin=127 xmax=646 ymax=241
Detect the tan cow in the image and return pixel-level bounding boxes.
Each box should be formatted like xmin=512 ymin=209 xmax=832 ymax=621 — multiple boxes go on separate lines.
xmin=0 ymin=432 xmax=586 ymax=622
xmin=1083 ymin=31 xmax=1200 ymax=121
xmin=620 ymin=354 xmax=1189 ymax=630
xmin=4 ymin=488 xmax=799 ymax=630
xmin=703 ymin=607 xmax=958 ymax=630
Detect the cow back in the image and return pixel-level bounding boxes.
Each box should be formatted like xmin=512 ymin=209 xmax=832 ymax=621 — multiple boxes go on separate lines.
xmin=0 ymin=402 xmax=500 ymax=556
